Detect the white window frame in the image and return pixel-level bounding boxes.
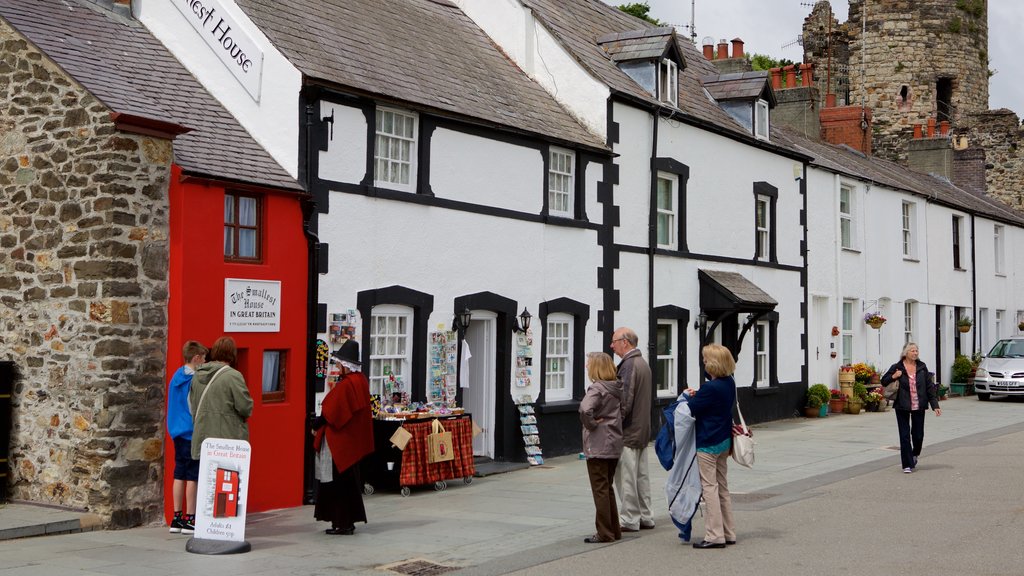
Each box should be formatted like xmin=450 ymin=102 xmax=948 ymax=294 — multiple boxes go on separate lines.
xmin=374 ymin=107 xmax=418 ymax=192
xmin=994 ymin=224 xmax=1005 ymax=275
xmin=901 ymin=201 xmax=917 ymax=259
xmin=548 ymin=147 xmax=575 ymax=218
xmin=839 ymin=185 xmax=855 ymax=250
xmin=544 ymin=314 xmax=572 ymax=402
xmin=904 ymin=301 xmax=915 ymax=344
xmin=368 ymin=305 xmax=414 ymax=397
xmin=754 ymin=99 xmax=769 ymax=141
xmin=841 ymin=300 xmax=854 ymax=365
xmin=658 ymin=58 xmax=678 ymax=106
xmin=755 ymin=194 xmax=770 ymax=260
xmin=656 ymin=172 xmax=678 ymax=250
xmin=655 ymin=320 xmax=677 ymax=397
xmin=996 ymin=309 xmax=1004 ymax=341
xmin=754 ymin=321 xmax=769 ymax=387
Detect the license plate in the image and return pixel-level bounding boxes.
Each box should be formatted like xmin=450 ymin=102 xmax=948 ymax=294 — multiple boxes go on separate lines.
xmin=998 ymin=380 xmax=1021 ymax=387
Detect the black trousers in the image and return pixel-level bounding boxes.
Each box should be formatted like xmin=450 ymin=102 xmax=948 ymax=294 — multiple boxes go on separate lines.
xmin=894 ymin=408 xmax=926 ymax=469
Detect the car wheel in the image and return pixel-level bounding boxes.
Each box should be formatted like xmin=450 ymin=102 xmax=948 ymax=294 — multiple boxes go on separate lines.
xmin=977 ymin=392 xmax=991 ymax=401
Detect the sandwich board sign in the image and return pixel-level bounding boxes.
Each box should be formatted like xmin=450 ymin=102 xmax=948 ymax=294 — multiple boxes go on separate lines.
xmin=187 ymin=438 xmax=252 ymax=554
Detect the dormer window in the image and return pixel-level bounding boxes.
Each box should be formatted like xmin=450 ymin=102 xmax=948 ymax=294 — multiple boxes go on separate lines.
xmin=755 ymin=99 xmax=769 ymax=140
xmin=658 ymin=59 xmax=678 ymax=106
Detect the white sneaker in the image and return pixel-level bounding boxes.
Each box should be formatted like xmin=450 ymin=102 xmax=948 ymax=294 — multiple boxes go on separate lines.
xmin=902 ymin=467 xmax=913 ymax=474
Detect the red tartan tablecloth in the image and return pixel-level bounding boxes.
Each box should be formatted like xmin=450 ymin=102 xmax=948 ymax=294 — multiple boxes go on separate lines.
xmin=399 ymin=416 xmax=475 ymax=487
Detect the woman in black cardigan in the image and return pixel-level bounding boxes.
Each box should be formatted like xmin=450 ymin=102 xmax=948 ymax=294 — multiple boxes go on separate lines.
xmin=880 ymin=342 xmax=942 ymax=473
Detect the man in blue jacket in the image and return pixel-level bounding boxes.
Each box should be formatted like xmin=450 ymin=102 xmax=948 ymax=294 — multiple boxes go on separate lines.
xmin=166 ymin=340 xmax=207 ymax=534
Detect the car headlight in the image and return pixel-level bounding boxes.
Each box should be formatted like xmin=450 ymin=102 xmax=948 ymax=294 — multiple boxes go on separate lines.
xmin=975 ymin=367 xmax=988 ymax=378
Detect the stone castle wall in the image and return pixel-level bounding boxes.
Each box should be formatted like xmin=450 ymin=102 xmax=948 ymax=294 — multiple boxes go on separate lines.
xmin=958 ymin=109 xmax=1024 ymax=210
xmin=846 ymin=0 xmax=989 ymax=163
xmin=0 ymin=20 xmax=171 ymax=527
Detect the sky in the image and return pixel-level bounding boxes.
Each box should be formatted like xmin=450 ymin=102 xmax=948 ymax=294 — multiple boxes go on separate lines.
xmin=612 ymin=0 xmax=1023 ymax=114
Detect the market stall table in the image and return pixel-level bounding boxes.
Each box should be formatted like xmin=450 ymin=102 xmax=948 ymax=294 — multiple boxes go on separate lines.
xmin=362 ymin=413 xmax=475 ymax=496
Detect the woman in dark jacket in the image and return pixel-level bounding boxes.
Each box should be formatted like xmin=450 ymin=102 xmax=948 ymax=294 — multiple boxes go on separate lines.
xmin=880 ymin=342 xmax=941 ymax=473
xmin=579 ymin=352 xmax=624 ymax=543
xmin=685 ymin=344 xmax=737 ymax=549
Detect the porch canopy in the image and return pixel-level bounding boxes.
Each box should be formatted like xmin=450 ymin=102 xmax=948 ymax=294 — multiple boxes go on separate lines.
xmin=698 ymin=269 xmax=777 ymax=314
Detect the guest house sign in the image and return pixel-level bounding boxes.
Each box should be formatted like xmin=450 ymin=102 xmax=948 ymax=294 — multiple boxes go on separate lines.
xmin=224 ymin=278 xmax=281 ymax=332
xmin=171 ymin=0 xmax=264 ymax=101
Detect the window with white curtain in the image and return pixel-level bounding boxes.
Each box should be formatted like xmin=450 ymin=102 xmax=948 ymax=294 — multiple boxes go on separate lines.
xmin=369 ymin=306 xmax=413 ymax=397
xmin=375 ymin=107 xmax=417 ymax=191
xmin=548 ymin=148 xmax=575 ymax=217
xmin=544 ymin=314 xmax=572 ymax=401
xmin=261 ymin=350 xmax=285 ymax=402
xmin=224 ymin=193 xmax=260 ymax=261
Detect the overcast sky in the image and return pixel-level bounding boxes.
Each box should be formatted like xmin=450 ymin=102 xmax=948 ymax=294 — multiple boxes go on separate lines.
xmin=612 ymin=0 xmax=1022 ymax=113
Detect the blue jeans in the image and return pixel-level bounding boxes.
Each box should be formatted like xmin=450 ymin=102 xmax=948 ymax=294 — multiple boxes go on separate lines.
xmin=894 ymin=408 xmax=926 ymax=469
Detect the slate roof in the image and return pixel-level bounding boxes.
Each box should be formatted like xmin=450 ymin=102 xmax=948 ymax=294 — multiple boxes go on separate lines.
xmin=0 ymin=0 xmax=300 ymax=192
xmin=771 ymin=126 xmax=1024 ymax=226
xmin=597 ymin=27 xmax=677 ymax=62
xmin=699 ymin=269 xmax=778 ymax=307
xmin=233 ymin=0 xmax=606 ymax=151
xmin=518 ymin=0 xmax=805 ymax=158
xmin=702 ymin=72 xmax=776 ymax=107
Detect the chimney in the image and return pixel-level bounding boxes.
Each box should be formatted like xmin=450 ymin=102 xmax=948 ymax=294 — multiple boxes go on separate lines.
xmin=907 ymin=133 xmax=952 ymax=179
xmin=783 ymin=65 xmax=796 ymax=88
xmin=772 ymin=81 xmax=820 ymax=141
xmin=820 ymin=106 xmax=872 ymax=155
xmin=926 ymin=117 xmax=936 ymax=137
xmin=770 ymin=68 xmax=782 ymax=90
xmin=799 ymin=63 xmax=813 ymax=87
xmin=717 ymin=39 xmax=729 ymax=60
xmin=730 ymin=38 xmax=744 ymax=60
xmin=703 ymin=39 xmax=714 ymax=60
xmin=952 ymin=145 xmax=987 ymax=194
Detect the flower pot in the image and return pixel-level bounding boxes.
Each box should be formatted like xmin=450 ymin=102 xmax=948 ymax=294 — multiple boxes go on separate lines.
xmin=829 ymin=398 xmax=847 ymax=413
xmin=865 ymin=401 xmax=880 ymax=412
xmin=958 ymin=325 xmax=971 ymax=333
xmin=846 ymin=400 xmax=863 ymax=414
xmin=804 ymin=406 xmax=821 ymax=418
xmin=950 ymin=383 xmax=966 ymax=396
xmin=819 ymin=404 xmax=828 ymax=417
xmin=867 ymin=318 xmax=885 ymax=329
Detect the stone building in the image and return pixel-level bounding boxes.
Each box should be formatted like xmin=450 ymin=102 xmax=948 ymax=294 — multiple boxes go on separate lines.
xmin=0 ymin=0 xmax=301 ymax=527
xmin=799 ymin=0 xmax=1023 ymax=210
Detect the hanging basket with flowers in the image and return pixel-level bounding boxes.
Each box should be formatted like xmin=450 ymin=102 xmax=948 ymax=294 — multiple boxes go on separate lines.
xmin=864 ymin=312 xmax=886 ymax=329
xmin=957 ymin=315 xmax=973 ymax=333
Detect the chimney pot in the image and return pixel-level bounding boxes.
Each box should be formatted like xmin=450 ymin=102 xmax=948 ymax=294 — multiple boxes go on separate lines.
xmin=927 ymin=117 xmax=936 ymax=137
xmin=770 ymin=68 xmax=782 ymax=90
xmin=799 ymin=63 xmax=813 ymax=87
xmin=717 ymin=39 xmax=729 ymax=60
xmin=825 ymin=93 xmax=837 ymax=108
xmin=730 ymin=38 xmax=744 ymax=60
xmin=783 ymin=65 xmax=796 ymax=88
xmin=703 ymin=42 xmax=714 ymax=60
xmin=939 ymin=120 xmax=950 ymax=136
xmin=913 ymin=124 xmax=923 ymax=139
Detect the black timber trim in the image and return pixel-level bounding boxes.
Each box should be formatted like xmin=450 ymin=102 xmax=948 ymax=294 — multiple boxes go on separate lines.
xmin=652 ymin=157 xmax=690 ymax=253
xmin=356 ymin=286 xmax=434 ymax=401
xmin=418 ymin=117 xmax=437 ymax=197
xmin=799 ymin=162 xmax=809 ymax=388
xmin=652 ymin=305 xmax=690 ymax=395
xmin=752 ymin=181 xmax=778 ymax=264
xmin=538 ymin=298 xmax=591 ymax=408
xmin=598 ymin=98 xmax=620 ymax=342
xmin=618 ymin=244 xmax=803 ymax=272
xmin=454 ymin=292 xmax=518 ymax=462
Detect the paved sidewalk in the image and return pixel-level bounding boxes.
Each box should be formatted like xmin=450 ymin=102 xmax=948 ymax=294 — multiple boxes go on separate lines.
xmin=0 ymin=395 xmax=1021 ymax=575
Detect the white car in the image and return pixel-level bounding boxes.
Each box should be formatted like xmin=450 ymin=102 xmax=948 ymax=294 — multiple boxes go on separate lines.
xmin=974 ymin=336 xmax=1024 ymax=401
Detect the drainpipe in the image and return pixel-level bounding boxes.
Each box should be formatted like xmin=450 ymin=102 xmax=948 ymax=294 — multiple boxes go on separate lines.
xmin=970 ymin=213 xmax=977 ymax=356
xmin=648 ymin=113 xmax=658 ymax=394
xmin=301 ymin=94 xmax=321 ymax=505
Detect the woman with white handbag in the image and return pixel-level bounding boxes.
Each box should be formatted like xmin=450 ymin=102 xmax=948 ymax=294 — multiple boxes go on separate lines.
xmin=684 ymin=344 xmax=737 ymax=550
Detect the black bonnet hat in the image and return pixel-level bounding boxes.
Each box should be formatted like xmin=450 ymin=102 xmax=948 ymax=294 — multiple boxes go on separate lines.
xmin=332 ymin=339 xmax=361 ymax=366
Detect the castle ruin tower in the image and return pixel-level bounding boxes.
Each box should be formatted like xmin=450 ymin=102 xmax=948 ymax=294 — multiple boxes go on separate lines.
xmin=846 ymin=0 xmax=989 ymax=162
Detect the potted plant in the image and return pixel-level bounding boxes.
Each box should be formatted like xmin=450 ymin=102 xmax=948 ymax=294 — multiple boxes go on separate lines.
xmin=864 ymin=390 xmax=884 ymax=412
xmin=950 ymin=354 xmax=972 ymax=395
xmin=851 ymin=363 xmax=875 ymax=386
xmin=828 ymin=388 xmax=847 ymax=414
xmin=847 ymin=382 xmax=868 ymax=414
xmin=864 ymin=312 xmax=886 ymax=329
xmin=957 ymin=315 xmax=973 ymax=333
xmin=806 ymin=384 xmax=831 ymax=418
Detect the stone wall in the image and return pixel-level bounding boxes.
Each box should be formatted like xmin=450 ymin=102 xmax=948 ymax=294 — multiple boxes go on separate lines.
xmin=958 ymin=109 xmax=1024 ymax=210
xmin=0 ymin=20 xmax=171 ymax=527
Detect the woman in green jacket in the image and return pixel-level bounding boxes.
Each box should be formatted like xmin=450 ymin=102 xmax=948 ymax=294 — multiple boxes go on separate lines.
xmin=189 ymin=336 xmax=254 ymax=459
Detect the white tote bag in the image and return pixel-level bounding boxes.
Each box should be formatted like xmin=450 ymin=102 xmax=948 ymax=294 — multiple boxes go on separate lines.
xmin=731 ymin=398 xmax=755 ymax=468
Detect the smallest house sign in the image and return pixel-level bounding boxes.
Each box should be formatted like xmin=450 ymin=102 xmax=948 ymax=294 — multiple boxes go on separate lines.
xmin=224 ymin=278 xmax=281 ymax=332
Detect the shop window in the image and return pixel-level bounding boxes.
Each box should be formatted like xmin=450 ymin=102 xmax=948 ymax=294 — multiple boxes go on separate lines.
xmin=544 ymin=314 xmax=572 ymax=401
xmin=548 ymin=147 xmax=575 ymax=218
xmin=656 ymin=172 xmax=678 ymax=249
xmin=655 ymin=321 xmax=676 ymax=397
xmin=261 ymin=350 xmax=286 ymax=403
xmin=375 ymin=107 xmax=418 ymax=192
xmin=369 ymin=305 xmax=413 ymax=397
xmin=224 ymin=193 xmax=261 ymax=262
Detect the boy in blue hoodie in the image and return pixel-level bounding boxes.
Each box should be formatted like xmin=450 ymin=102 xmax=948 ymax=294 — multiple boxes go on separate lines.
xmin=166 ymin=340 xmax=207 ymax=534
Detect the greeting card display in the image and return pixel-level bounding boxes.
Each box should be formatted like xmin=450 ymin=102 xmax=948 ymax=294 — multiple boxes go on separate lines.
xmin=428 ymin=330 xmax=458 ymax=404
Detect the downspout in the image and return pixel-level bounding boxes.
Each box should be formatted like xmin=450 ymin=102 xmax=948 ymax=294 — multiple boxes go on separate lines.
xmin=648 ymin=112 xmax=658 ymax=400
xmin=301 ymin=94 xmax=321 ymax=505
xmin=801 ymin=162 xmax=809 ymax=388
xmin=970 ymin=213 xmax=977 ymax=356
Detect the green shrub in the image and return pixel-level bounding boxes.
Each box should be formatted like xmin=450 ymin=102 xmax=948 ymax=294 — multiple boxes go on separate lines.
xmin=807 ymin=383 xmax=830 ymax=408
xmin=852 ymin=381 xmax=869 ymax=401
xmin=951 ymin=354 xmax=973 ymax=383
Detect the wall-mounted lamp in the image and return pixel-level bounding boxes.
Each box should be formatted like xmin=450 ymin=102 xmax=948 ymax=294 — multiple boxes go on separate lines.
xmin=792 ymin=163 xmax=803 ymax=181
xmin=513 ymin=307 xmax=532 ymax=333
xmin=693 ymin=312 xmax=707 ymax=330
xmin=453 ymin=307 xmax=472 ymax=337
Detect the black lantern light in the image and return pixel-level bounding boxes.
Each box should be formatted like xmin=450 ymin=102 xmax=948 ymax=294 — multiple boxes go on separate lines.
xmin=513 ymin=307 xmax=532 ymax=333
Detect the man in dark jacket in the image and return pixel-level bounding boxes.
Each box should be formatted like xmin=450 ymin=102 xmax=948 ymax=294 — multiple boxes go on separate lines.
xmin=610 ymin=327 xmax=654 ymax=532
